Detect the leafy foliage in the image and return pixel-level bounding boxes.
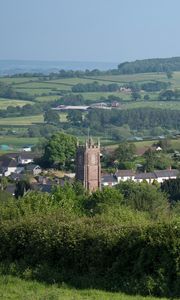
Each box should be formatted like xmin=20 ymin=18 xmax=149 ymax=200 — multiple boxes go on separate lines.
xmin=161 ymin=178 xmax=180 ymax=202
xmin=43 ymin=109 xmax=60 ymax=125
xmin=0 ymin=180 xmax=179 ymax=297
xmin=42 ymin=132 xmax=77 ymax=168
xmin=118 ymin=57 xmax=180 ymax=74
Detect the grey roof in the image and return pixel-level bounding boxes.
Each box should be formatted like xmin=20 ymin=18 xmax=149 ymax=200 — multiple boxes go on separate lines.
xmin=135 ymin=172 xmax=157 ymax=180
xmin=9 ymin=173 xmax=25 ymax=181
xmin=18 ymin=152 xmax=35 ymax=159
xmin=135 ymin=169 xmax=179 ymax=180
xmin=115 ymin=170 xmax=135 ymax=177
xmin=101 ymin=174 xmax=117 ymax=183
xmin=1 ymin=157 xmax=17 ymax=168
xmin=26 ymin=164 xmax=41 ymax=171
xmin=154 ymin=169 xmax=179 ymax=178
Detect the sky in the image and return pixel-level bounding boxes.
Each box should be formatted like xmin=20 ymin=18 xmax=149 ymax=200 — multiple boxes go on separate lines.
xmin=0 ymin=0 xmax=180 ymax=63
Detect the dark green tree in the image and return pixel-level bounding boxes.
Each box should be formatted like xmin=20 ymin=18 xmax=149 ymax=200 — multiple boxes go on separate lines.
xmin=143 ymin=148 xmax=156 ymax=172
xmin=131 ymin=91 xmax=141 ymax=101
xmin=166 ymin=71 xmax=173 ymax=79
xmin=114 ymin=142 xmax=136 ymax=163
xmin=67 ymin=110 xmax=83 ymax=125
xmin=44 ymin=109 xmax=60 ymax=125
xmin=161 ymin=178 xmax=180 ymax=202
xmin=15 ymin=179 xmax=31 ymax=199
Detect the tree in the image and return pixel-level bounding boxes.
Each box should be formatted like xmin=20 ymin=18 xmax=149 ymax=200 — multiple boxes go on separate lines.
xmin=84 ymin=187 xmax=123 ymax=215
xmin=144 ymin=94 xmax=150 ymax=101
xmin=43 ymin=109 xmax=60 ymax=125
xmin=143 ymin=148 xmax=156 ymax=172
xmin=161 ymin=178 xmax=180 ymax=202
xmin=67 ymin=110 xmax=83 ymax=125
xmin=0 ymin=176 xmax=8 ymax=191
xmin=42 ymin=132 xmax=77 ymax=169
xmin=116 ymin=181 xmax=168 ymax=219
xmin=15 ymin=179 xmax=31 ymax=199
xmin=166 ymin=71 xmax=173 ymax=79
xmin=156 ymin=139 xmax=171 ymax=152
xmin=131 ymin=92 xmax=141 ymax=101
xmin=114 ymin=142 xmax=136 ymax=163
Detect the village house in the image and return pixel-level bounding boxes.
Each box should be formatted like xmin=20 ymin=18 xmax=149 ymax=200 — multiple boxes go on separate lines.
xmin=102 ymin=169 xmax=179 ymax=187
xmin=0 ymin=152 xmax=36 ymax=177
xmin=115 ymin=170 xmax=136 ymax=182
xmin=0 ymin=157 xmax=24 ymax=177
xmin=101 ymin=174 xmax=117 ymax=187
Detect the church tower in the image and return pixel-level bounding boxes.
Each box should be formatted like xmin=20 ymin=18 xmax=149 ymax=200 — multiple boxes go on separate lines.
xmin=76 ymin=138 xmax=101 ymax=192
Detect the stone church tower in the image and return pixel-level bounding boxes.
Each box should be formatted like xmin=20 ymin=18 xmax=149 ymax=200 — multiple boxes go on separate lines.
xmin=76 ymin=138 xmax=101 ymax=192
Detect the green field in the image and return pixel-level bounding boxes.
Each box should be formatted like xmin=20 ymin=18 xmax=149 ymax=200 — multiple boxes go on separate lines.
xmin=123 ymin=100 xmax=180 ymax=110
xmin=2 ymin=71 xmax=180 ymax=104
xmin=0 ymin=136 xmax=39 ymax=147
xmin=0 ymin=275 xmax=170 ymax=300
xmin=35 ymin=95 xmax=60 ymax=102
xmin=0 ymin=98 xmax=34 ymax=109
xmin=0 ymin=112 xmax=66 ymax=126
xmin=0 ymin=77 xmax=36 ymax=84
xmin=89 ymin=72 xmax=168 ymax=83
xmin=0 ymin=114 xmax=44 ymax=125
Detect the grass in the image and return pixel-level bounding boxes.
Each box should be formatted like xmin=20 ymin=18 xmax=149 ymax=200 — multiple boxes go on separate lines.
xmin=0 ymin=114 xmax=44 ymax=125
xmin=82 ymin=91 xmax=127 ymax=101
xmin=35 ymin=95 xmax=60 ymax=102
xmin=105 ymin=138 xmax=180 ymax=152
xmin=0 ymin=136 xmax=39 ymax=147
xmin=0 ymin=98 xmax=34 ymax=109
xmin=0 ymin=112 xmax=66 ymax=126
xmin=0 ymin=275 xmax=170 ymax=300
xmin=0 ymin=77 xmax=36 ymax=84
xmin=1 ymin=71 xmax=180 ymax=105
xmin=123 ymin=100 xmax=180 ymax=110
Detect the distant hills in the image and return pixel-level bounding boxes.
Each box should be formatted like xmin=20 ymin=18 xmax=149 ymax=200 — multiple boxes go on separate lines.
xmin=118 ymin=57 xmax=180 ymax=74
xmin=1 ymin=57 xmax=180 ymax=76
xmin=0 ymin=60 xmax=117 ymax=76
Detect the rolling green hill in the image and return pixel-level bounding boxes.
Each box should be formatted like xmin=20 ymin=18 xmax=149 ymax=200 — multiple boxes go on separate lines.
xmin=118 ymin=56 xmax=180 ymax=74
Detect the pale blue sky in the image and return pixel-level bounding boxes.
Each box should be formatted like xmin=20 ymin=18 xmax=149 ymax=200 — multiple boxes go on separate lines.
xmin=0 ymin=0 xmax=180 ymax=63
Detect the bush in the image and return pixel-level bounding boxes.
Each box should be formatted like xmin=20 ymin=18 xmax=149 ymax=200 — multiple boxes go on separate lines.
xmin=0 ymin=214 xmax=179 ymax=297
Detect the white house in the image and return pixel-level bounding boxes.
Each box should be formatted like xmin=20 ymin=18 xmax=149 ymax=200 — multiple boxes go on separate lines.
xmin=0 ymin=157 xmax=24 ymax=177
xmin=17 ymin=153 xmax=34 ymax=165
xmin=101 ymin=174 xmax=118 ymax=187
xmin=115 ymin=170 xmax=135 ymax=183
xmin=128 ymin=169 xmax=179 ymax=184
xmin=101 ymin=169 xmax=179 ymax=187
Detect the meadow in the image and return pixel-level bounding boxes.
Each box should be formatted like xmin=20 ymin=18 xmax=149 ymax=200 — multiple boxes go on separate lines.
xmin=0 ymin=275 xmax=171 ymax=300
xmin=1 ymin=71 xmax=180 ymax=105
xmin=0 ymin=98 xmax=33 ymax=109
xmin=0 ymin=70 xmax=179 ymax=150
xmin=0 ymin=112 xmax=66 ymax=126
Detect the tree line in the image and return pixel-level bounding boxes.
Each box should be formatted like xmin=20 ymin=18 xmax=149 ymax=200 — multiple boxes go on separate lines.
xmin=85 ymin=108 xmax=180 ymax=132
xmin=118 ymin=57 xmax=180 ymax=74
xmin=71 ymin=81 xmax=120 ymax=93
xmin=0 ymin=82 xmax=34 ymax=101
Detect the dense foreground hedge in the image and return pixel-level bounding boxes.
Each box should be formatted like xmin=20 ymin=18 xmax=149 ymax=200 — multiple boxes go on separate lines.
xmin=0 ymin=215 xmax=179 ymax=297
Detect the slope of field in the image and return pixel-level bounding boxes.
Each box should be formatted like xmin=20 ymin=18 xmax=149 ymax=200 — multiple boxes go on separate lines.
xmin=0 ymin=275 xmax=169 ymax=300
xmin=0 ymin=98 xmax=34 ymax=109
xmin=0 ymin=114 xmax=44 ymax=125
xmin=1 ymin=71 xmax=180 ymax=104
xmin=0 ymin=112 xmax=66 ymax=126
